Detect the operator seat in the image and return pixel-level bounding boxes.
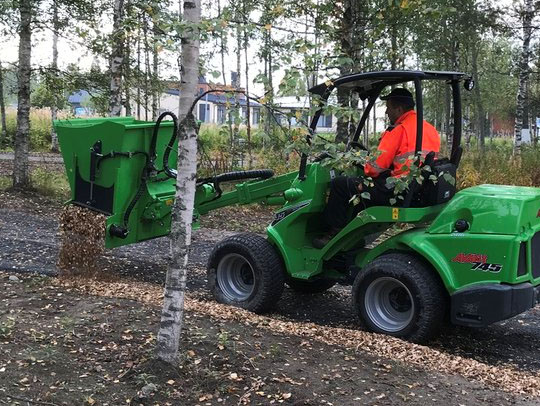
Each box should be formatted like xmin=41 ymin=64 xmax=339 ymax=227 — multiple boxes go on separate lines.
xmin=410 ymin=151 xmax=457 ymax=207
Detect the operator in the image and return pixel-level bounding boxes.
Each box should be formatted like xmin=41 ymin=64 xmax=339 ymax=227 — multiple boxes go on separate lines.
xmin=313 ymin=88 xmax=441 ymax=249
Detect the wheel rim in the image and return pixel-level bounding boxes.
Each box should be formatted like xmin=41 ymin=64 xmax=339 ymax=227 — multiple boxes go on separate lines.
xmin=216 ymin=253 xmax=255 ymax=301
xmin=364 ymin=277 xmax=414 ymax=332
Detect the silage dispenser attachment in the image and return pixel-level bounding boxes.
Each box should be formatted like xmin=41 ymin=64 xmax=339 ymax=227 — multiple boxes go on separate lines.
xmin=55 ymin=115 xmax=182 ymax=249
xmin=55 ymin=113 xmax=294 ymax=249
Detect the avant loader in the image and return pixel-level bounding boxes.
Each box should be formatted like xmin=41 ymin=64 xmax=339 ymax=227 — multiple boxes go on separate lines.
xmin=55 ymin=70 xmax=540 ymax=342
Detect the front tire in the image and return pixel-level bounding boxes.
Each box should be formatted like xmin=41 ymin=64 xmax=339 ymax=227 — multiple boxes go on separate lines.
xmin=207 ymin=233 xmax=285 ymax=313
xmin=352 ymin=253 xmax=447 ymax=343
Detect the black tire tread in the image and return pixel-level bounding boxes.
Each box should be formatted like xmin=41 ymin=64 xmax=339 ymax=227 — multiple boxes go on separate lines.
xmin=352 ymin=252 xmax=447 ymax=343
xmin=207 ymin=233 xmax=285 ymax=313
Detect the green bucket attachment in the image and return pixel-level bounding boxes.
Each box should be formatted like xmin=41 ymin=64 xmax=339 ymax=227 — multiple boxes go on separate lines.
xmin=54 ymin=116 xmax=178 ymax=249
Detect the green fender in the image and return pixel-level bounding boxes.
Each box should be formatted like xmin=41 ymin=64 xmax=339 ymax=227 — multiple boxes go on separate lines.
xmin=355 ymin=227 xmax=458 ymax=293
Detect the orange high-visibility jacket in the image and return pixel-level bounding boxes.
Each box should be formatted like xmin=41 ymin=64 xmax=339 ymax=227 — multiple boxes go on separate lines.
xmin=364 ymin=110 xmax=440 ymax=178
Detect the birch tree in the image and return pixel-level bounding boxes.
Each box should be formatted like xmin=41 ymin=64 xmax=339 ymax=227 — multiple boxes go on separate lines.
xmin=0 ymin=63 xmax=7 ymax=146
xmin=50 ymin=0 xmax=59 ymax=152
xmin=513 ymin=0 xmax=534 ymax=156
xmin=156 ymin=0 xmax=201 ymax=364
xmin=109 ymin=0 xmax=125 ymax=116
xmin=13 ymin=0 xmax=32 ymax=188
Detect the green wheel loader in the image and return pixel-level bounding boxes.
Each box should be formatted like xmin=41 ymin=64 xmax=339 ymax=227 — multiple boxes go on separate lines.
xmin=55 ymin=70 xmax=540 ymax=343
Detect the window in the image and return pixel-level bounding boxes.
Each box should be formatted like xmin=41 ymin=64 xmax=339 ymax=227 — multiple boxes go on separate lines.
xmin=198 ymin=103 xmax=207 ymax=122
xmin=217 ymin=105 xmax=226 ymax=124
xmin=317 ymin=113 xmax=333 ymax=128
xmin=252 ymin=108 xmax=260 ymax=125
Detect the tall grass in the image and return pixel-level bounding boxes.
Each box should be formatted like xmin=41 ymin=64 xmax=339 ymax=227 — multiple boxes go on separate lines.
xmin=458 ymin=144 xmax=540 ymax=189
xmin=0 ymin=108 xmax=67 ymax=152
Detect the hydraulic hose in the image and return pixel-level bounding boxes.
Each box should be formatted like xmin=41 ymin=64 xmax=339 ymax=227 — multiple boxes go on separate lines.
xmin=149 ymin=111 xmax=179 ymax=178
xmin=198 ymin=169 xmax=274 ymax=203
xmin=211 ymin=169 xmax=274 ymax=183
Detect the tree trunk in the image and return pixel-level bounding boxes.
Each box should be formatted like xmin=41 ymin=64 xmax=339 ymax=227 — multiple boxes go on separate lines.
xmin=471 ymin=41 xmax=486 ymax=151
xmin=137 ymin=14 xmax=141 ymax=119
xmin=244 ymin=26 xmax=252 ymax=168
xmin=263 ymin=29 xmax=272 ymax=138
xmin=155 ymin=0 xmax=201 ymax=365
xmin=218 ymin=0 xmax=227 ymax=86
xmin=336 ymin=85 xmax=350 ymax=144
xmin=236 ymin=25 xmax=242 ymax=88
xmin=124 ymin=2 xmax=132 ymax=117
xmin=144 ymin=17 xmax=150 ymax=121
xmin=0 ymin=63 xmax=7 ymax=146
xmin=125 ymin=39 xmax=132 ymax=116
xmin=513 ymin=0 xmax=534 ymax=156
xmin=152 ymin=11 xmax=159 ymax=120
xmin=13 ymin=0 xmax=32 ymax=188
xmin=109 ymin=0 xmax=125 ymax=116
xmin=50 ymin=0 xmax=59 ymax=152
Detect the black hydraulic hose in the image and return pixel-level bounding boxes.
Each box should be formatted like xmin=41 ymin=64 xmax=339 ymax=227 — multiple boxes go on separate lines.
xmin=123 ymin=177 xmax=147 ymax=228
xmin=149 ymin=111 xmax=178 ymax=178
xmin=197 ymin=169 xmax=274 ymax=204
xmin=212 ymin=169 xmax=274 ymax=183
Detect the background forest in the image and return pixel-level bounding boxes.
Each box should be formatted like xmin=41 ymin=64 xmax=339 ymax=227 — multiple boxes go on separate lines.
xmin=1 ymin=0 xmax=540 ymax=190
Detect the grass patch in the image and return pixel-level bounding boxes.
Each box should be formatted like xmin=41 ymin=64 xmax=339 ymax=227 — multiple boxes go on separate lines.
xmin=0 ymin=169 xmax=70 ymax=201
xmin=0 ymin=176 xmax=10 ymax=190
xmin=30 ymin=168 xmax=70 ymax=200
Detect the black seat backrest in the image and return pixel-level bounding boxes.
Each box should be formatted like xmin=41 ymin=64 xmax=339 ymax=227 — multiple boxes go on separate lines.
xmin=414 ymin=157 xmax=457 ymax=207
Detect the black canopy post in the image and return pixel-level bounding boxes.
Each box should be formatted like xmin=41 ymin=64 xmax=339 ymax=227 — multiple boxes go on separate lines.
xmin=451 ymin=80 xmax=462 ymax=160
xmin=352 ymin=91 xmax=380 ymax=145
xmin=414 ymin=78 xmax=423 ymax=154
xmin=299 ymin=90 xmax=330 ymax=180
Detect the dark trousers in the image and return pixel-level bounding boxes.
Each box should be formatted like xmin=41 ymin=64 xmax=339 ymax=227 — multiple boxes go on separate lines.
xmin=322 ymin=175 xmax=394 ymax=229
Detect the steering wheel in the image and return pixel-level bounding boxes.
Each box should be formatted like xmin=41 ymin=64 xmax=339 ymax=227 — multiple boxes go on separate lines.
xmin=313 ymin=151 xmax=333 ymax=162
xmin=347 ymin=141 xmax=368 ymax=151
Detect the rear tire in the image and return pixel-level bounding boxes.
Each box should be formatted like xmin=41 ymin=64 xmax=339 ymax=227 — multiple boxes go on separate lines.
xmin=207 ymin=233 xmax=285 ymax=313
xmin=352 ymin=253 xmax=447 ymax=343
xmin=287 ymin=278 xmax=336 ymax=294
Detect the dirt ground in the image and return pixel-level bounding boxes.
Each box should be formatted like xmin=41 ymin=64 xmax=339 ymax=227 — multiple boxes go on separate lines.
xmin=1 ymin=189 xmax=540 ymax=405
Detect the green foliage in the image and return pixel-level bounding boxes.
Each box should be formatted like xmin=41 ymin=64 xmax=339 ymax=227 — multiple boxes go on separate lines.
xmin=31 ymin=71 xmax=67 ymax=110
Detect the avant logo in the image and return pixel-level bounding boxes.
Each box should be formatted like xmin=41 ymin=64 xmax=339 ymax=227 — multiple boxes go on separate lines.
xmin=452 ymin=253 xmax=502 ymax=273
xmin=452 ymin=253 xmax=487 ymax=263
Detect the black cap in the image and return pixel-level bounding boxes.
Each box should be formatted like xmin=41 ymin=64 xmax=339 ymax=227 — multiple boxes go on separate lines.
xmin=380 ymin=88 xmax=415 ymax=107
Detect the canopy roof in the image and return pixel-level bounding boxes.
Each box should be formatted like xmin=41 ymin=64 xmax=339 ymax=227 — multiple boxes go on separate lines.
xmin=309 ymin=70 xmax=469 ymax=100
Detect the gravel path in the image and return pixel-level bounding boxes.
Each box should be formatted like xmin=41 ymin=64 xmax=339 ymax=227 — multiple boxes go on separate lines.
xmin=2 ymin=201 xmax=540 ymax=376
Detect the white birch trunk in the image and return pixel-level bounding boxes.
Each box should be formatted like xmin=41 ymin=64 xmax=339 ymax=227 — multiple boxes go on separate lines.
xmin=0 ymin=63 xmax=7 ymax=146
xmin=156 ymin=0 xmax=201 ymax=364
xmin=513 ymin=0 xmax=534 ymax=156
xmin=50 ymin=0 xmax=59 ymax=152
xmin=109 ymin=0 xmax=125 ymax=116
xmin=152 ymin=12 xmax=159 ymax=121
xmin=13 ymin=0 xmax=32 ymax=188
